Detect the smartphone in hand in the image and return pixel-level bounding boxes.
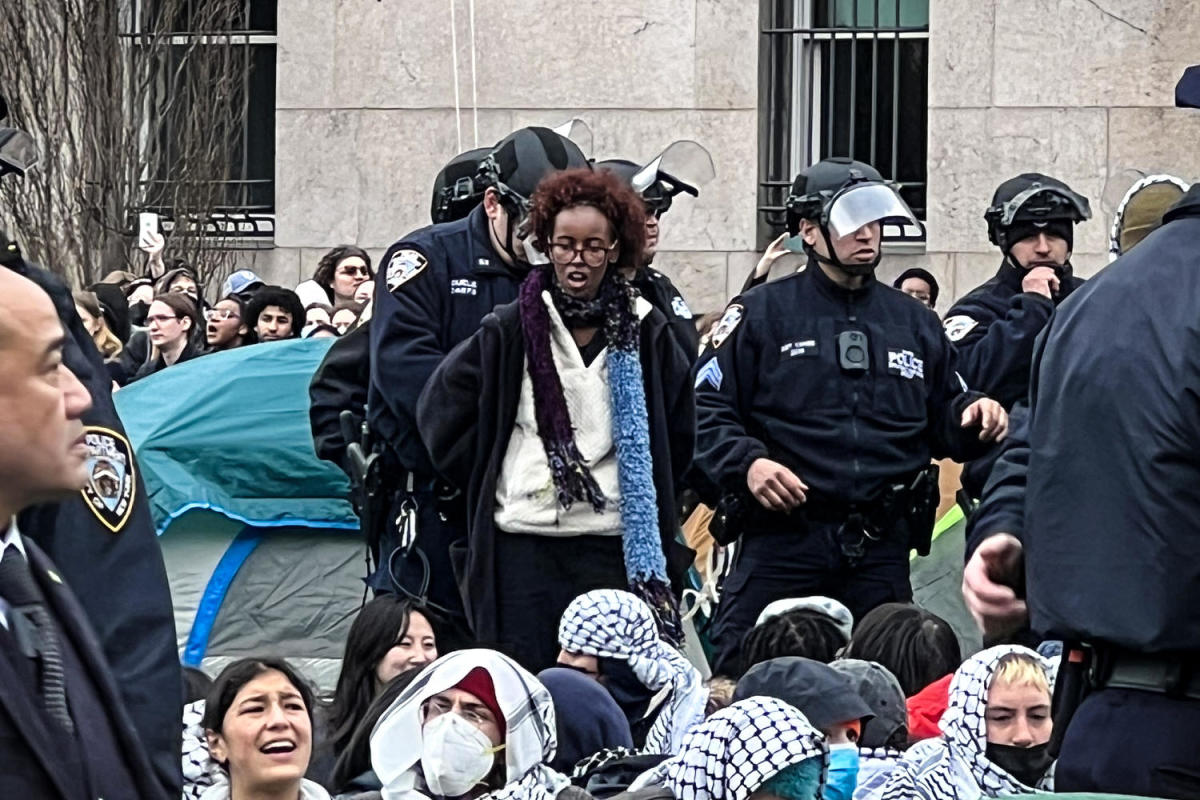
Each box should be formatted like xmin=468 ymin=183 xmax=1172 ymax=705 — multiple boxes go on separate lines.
xmin=138 ymin=212 xmax=159 ymax=250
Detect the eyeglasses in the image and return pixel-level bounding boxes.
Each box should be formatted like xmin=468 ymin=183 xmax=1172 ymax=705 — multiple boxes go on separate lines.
xmin=337 ymin=266 xmax=370 ymax=277
xmin=145 ymin=314 xmax=181 ymax=325
xmin=204 ymin=309 xmax=240 ymax=322
xmin=548 ymin=241 xmax=615 ymax=268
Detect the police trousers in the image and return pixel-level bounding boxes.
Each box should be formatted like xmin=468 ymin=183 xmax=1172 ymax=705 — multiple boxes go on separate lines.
xmin=709 ymin=515 xmax=913 ymax=677
xmin=1056 ymin=688 xmax=1200 ymax=798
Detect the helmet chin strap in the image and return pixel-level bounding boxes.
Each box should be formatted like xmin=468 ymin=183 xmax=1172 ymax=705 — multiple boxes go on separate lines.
xmin=490 ymin=212 xmax=531 ymax=272
xmin=804 ymin=225 xmax=881 ymax=278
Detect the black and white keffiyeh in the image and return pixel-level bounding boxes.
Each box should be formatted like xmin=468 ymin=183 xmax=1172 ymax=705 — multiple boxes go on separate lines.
xmin=558 ymin=589 xmax=706 ymax=755
xmin=629 ymin=697 xmax=826 ymax=800
xmin=880 ymin=645 xmax=1056 ymax=800
xmin=182 ymin=700 xmax=225 ymax=800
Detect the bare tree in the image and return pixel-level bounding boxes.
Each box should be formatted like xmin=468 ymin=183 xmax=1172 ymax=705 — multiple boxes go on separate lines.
xmin=0 ymin=0 xmax=249 ymax=290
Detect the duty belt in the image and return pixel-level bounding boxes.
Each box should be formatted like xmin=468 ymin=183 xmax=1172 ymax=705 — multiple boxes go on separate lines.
xmin=1092 ymin=648 xmax=1200 ymax=700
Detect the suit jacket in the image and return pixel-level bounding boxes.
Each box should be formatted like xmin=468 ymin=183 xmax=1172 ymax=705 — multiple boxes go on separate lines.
xmin=0 ymin=537 xmax=164 ymax=799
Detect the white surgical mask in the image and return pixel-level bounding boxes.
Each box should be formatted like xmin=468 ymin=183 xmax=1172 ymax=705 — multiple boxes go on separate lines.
xmin=421 ymin=712 xmax=502 ymax=797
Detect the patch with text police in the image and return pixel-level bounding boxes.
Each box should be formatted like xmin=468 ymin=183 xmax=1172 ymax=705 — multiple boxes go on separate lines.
xmin=386 ymin=249 xmax=428 ymax=292
xmin=709 ymin=303 xmax=744 ymax=349
xmin=887 ymin=348 xmax=925 ymax=380
xmin=80 ymin=426 xmax=136 ymax=533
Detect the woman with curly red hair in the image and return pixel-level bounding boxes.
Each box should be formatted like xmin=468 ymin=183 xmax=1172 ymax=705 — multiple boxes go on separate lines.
xmin=416 ymin=167 xmax=694 ymax=670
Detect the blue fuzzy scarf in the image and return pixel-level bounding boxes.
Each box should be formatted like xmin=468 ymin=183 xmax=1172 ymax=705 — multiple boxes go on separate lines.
xmin=519 ymin=267 xmax=684 ymax=645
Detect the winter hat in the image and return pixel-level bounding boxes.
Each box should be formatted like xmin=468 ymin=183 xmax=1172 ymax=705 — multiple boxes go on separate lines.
xmin=455 ymin=667 xmax=507 ymax=738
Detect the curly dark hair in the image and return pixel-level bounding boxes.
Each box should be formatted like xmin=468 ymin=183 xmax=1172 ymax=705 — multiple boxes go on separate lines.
xmin=844 ymin=603 xmax=962 ymax=696
xmin=739 ymin=608 xmax=847 ymax=678
xmin=313 ymin=245 xmax=373 ymax=302
xmin=526 ymin=167 xmax=647 ymax=274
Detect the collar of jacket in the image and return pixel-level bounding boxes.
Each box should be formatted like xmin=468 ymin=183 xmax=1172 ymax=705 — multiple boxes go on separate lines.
xmin=467 ymin=204 xmax=530 ymax=280
xmin=807 ymin=256 xmax=877 ymax=305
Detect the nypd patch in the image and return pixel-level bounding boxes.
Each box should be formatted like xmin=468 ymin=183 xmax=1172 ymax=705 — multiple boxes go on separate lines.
xmin=887 ymin=348 xmax=925 ymax=380
xmin=710 ymin=303 xmax=744 ymax=349
xmin=386 ymin=249 xmax=428 ymax=292
xmin=695 ymin=357 xmax=724 ymax=391
xmin=671 ymin=295 xmax=693 ymax=319
xmin=80 ymin=426 xmax=136 ymax=533
xmin=943 ymin=315 xmax=979 ymax=343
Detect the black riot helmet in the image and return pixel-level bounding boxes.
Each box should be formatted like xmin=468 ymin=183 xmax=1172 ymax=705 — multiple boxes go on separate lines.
xmin=430 ymin=146 xmax=492 ymax=224
xmin=984 ymin=173 xmax=1091 ymax=253
xmin=785 ymin=157 xmax=918 ymax=275
xmin=477 ymin=126 xmax=591 ymax=213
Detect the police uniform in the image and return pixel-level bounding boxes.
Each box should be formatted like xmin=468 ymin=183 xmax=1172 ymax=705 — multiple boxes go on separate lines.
xmin=367 ymin=204 xmax=525 ymax=625
xmin=631 ymin=266 xmax=700 ymax=360
xmin=972 ymin=186 xmax=1200 ymax=798
xmin=695 ymin=263 xmax=992 ymax=675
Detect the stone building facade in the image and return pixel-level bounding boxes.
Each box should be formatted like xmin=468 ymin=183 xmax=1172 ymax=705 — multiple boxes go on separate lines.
xmin=245 ymin=0 xmax=1197 ymax=313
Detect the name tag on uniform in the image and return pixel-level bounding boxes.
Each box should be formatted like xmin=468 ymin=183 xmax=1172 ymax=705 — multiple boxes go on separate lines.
xmin=781 ymin=339 xmax=817 ymax=357
xmin=450 ymin=278 xmax=478 ymax=296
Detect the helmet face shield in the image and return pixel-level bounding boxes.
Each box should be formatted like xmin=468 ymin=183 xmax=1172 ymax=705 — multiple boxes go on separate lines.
xmin=993 ymin=185 xmax=1091 ymax=228
xmin=825 ymin=183 xmax=919 ymax=239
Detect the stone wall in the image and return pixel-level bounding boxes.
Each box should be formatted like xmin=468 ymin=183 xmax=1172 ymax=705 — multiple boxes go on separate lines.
xmin=258 ymin=0 xmax=761 ymax=318
xmin=922 ymin=0 xmax=1200 ymax=304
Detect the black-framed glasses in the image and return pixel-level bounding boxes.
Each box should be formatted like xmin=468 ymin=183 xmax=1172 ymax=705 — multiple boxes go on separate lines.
xmin=547 ymin=241 xmax=615 ymax=268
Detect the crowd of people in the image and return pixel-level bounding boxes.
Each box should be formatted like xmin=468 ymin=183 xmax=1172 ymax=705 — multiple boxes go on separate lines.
xmin=0 ymin=111 xmax=1197 ymax=800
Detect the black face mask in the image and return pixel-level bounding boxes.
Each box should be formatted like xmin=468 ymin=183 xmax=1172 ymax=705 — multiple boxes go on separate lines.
xmin=986 ymin=742 xmax=1054 ymax=787
xmin=129 ymin=300 xmax=148 ymax=327
xmin=598 ymin=657 xmax=655 ymax=722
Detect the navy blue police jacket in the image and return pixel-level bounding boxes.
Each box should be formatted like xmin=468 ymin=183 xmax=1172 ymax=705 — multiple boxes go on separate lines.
xmin=693 ymin=261 xmax=991 ymax=506
xmin=632 ymin=266 xmax=700 ymax=361
xmin=368 ymin=205 xmax=526 ymax=475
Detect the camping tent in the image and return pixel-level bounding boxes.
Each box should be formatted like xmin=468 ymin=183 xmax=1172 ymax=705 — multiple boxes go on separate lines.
xmin=116 ymin=338 xmax=364 ymax=689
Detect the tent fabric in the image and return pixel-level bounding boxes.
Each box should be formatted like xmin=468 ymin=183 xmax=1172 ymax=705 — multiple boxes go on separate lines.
xmin=910 ymin=507 xmax=982 ymax=657
xmin=114 ymin=338 xmax=357 ymax=534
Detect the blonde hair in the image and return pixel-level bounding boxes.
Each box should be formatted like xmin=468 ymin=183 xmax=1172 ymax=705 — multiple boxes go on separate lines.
xmin=94 ymin=326 xmax=123 ymax=360
xmin=992 ymin=653 xmax=1050 ymax=695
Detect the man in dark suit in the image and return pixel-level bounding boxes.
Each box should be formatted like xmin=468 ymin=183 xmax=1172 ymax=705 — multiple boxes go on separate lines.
xmin=0 ymin=267 xmax=163 ymax=798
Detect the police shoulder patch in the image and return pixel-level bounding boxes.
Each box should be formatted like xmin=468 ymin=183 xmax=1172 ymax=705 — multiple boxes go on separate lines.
xmin=80 ymin=426 xmax=137 ymax=533
xmin=671 ymin=295 xmax=693 ymax=320
xmin=943 ymin=315 xmax=979 ymax=343
xmin=710 ymin=303 xmax=744 ymax=349
xmin=386 ymin=249 xmax=428 ymax=292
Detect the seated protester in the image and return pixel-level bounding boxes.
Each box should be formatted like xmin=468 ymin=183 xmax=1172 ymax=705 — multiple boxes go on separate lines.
xmin=557 ymin=590 xmax=707 ymax=755
xmin=129 ymin=292 xmax=202 ymax=383
xmin=332 ymin=303 xmax=364 ymax=335
xmin=628 ymin=696 xmax=827 ymax=800
xmin=843 ymin=603 xmax=961 ymax=697
xmin=74 ymin=289 xmax=124 ymax=362
xmin=304 ymin=302 xmax=334 ymax=337
xmin=126 ymin=276 xmax=155 ymax=327
xmin=369 ymin=649 xmax=580 ymax=800
xmin=892 ymin=268 xmax=939 ymax=311
xmin=538 ymin=667 xmax=635 ymax=776
xmin=206 ymin=295 xmax=252 ymax=353
xmin=316 ymin=597 xmax=438 ymax=787
xmin=416 ymin=168 xmax=694 ymax=669
xmin=831 ymin=660 xmax=909 ymax=800
xmin=739 ymin=596 xmax=854 ymax=677
xmin=704 ymin=677 xmax=735 ymax=717
xmin=296 ymin=245 xmax=374 ymax=308
xmin=200 ymin=657 xmax=330 ymax=800
xmin=906 ymin=675 xmax=952 ymax=743
xmin=880 ymin=646 xmax=1055 ymax=800
xmin=156 ymin=263 xmax=202 ymax=305
xmin=328 ymin=668 xmax=425 ymax=796
xmin=246 ymin=285 xmax=306 ymax=343
xmin=733 ymin=657 xmax=874 ymax=800
xmin=221 ymin=269 xmax=266 ymax=302
xmin=306 ymin=323 xmax=340 ymax=340
xmin=184 ymin=666 xmax=215 ymax=705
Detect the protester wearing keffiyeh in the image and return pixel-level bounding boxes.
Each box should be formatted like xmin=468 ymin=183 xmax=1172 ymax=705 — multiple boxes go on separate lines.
xmin=880 ymin=645 xmax=1056 ymax=800
xmin=370 ymin=650 xmax=572 ymax=800
xmin=629 ymin=697 xmax=827 ymax=800
xmin=558 ymin=590 xmax=707 ymax=756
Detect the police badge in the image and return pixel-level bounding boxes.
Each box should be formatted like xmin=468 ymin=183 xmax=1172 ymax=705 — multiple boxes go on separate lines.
xmin=80 ymin=426 xmax=137 ymax=533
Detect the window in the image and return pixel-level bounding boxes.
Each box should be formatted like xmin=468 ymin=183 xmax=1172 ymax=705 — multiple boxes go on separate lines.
xmin=124 ymin=0 xmax=277 ymax=239
xmin=758 ymin=0 xmax=929 ymax=247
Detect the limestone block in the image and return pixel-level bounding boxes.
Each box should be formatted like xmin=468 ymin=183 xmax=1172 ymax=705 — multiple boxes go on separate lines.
xmin=948 ymin=252 xmax=1002 ymax=307
xmin=928 ymin=0 xmax=994 ymax=109
xmin=241 ymin=247 xmax=303 ymax=288
xmin=695 ymin=0 xmax=758 ymax=110
xmin=275 ymin=110 xmax=361 ymax=249
xmin=277 ymin=0 xmax=336 ymax=109
xmin=652 ymin=250 xmax=730 ymax=315
xmin=993 ymin=0 xmax=1199 ymax=108
xmin=1103 ymin=107 xmax=1200 ymax=221
xmin=925 ymin=107 xmax=1109 ymax=255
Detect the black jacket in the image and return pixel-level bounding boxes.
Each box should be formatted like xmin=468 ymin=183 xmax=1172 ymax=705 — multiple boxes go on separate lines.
xmin=693 ymin=263 xmax=991 ymax=506
xmin=631 ymin=267 xmax=700 ymax=361
xmin=128 ymin=337 xmax=201 ymax=383
xmin=0 ymin=536 xmax=165 ymax=799
xmin=309 ymin=321 xmax=371 ymax=475
xmin=416 ymin=299 xmax=694 ymax=642
xmin=942 ymin=260 xmax=1084 ymax=409
xmin=368 ymin=205 xmax=526 ymax=475
xmin=995 ymin=187 xmax=1200 ymax=651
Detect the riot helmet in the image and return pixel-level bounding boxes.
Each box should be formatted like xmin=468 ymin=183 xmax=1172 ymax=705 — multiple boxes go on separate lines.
xmin=599 ymin=140 xmax=715 ymax=218
xmin=984 ymin=173 xmax=1091 ymax=257
xmin=785 ymin=157 xmax=918 ymax=275
xmin=477 ymin=127 xmax=591 ymax=267
xmin=1108 ymin=174 xmax=1189 ymax=259
xmin=430 ymin=146 xmax=491 ymax=224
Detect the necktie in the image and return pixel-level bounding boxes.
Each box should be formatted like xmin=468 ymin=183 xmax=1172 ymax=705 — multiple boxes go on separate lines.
xmin=0 ymin=546 xmax=74 ymax=734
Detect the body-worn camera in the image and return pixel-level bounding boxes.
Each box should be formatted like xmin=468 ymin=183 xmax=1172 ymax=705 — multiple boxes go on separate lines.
xmin=838 ymin=330 xmax=870 ymax=373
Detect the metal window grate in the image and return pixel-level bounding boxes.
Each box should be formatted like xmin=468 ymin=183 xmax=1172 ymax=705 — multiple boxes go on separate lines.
xmin=758 ymin=0 xmax=929 ymax=248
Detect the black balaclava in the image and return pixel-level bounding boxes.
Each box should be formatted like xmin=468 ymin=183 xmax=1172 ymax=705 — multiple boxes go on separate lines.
xmin=598 ymin=656 xmax=656 ymax=723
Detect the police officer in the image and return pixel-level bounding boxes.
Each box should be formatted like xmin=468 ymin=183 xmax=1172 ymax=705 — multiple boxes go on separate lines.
xmin=598 ymin=156 xmax=702 ymax=358
xmin=366 ymin=126 xmax=589 ymax=640
xmin=964 ymin=184 xmax=1200 ymax=798
xmin=694 ymin=158 xmax=1008 ymax=676
xmin=942 ymin=174 xmax=1090 ymax=497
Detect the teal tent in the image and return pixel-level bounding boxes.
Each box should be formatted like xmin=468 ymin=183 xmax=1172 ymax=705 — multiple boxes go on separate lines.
xmin=116 ymin=339 xmax=364 ymax=687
